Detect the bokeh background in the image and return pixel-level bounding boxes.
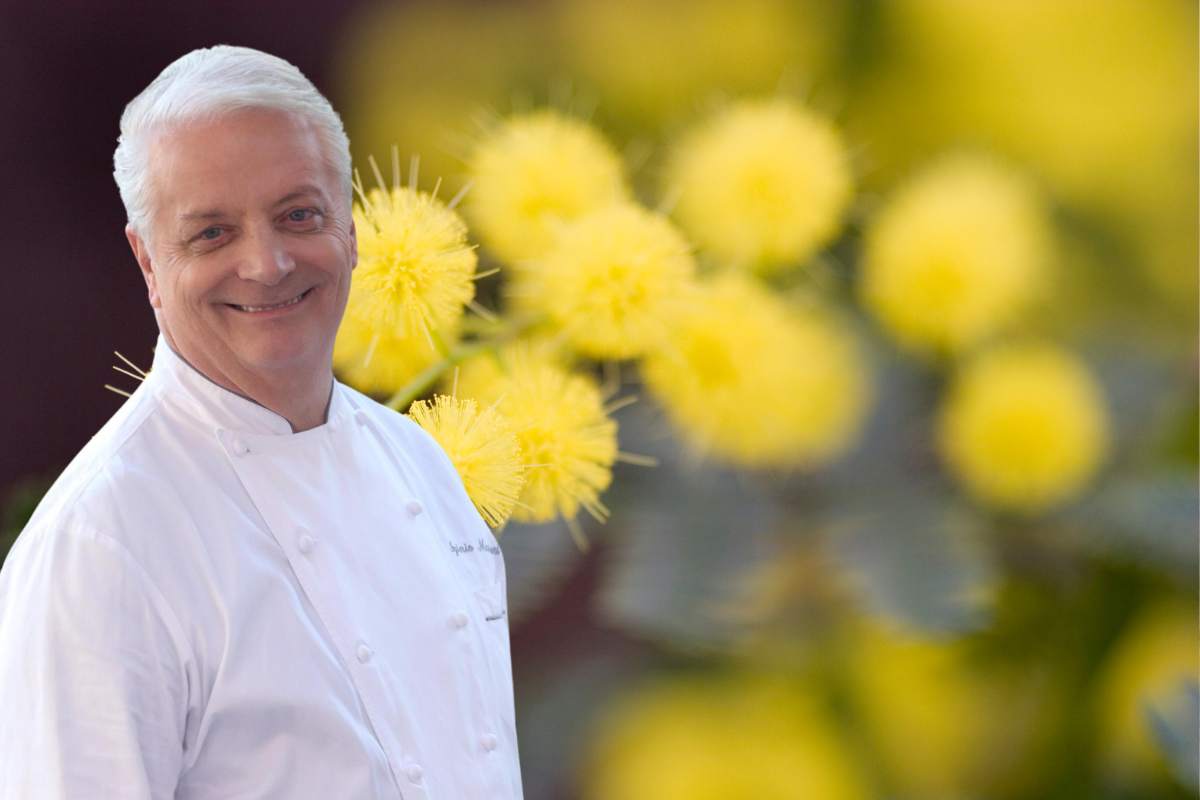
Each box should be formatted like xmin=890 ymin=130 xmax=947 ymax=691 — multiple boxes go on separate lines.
xmin=2 ymin=1 xmax=1197 ymax=797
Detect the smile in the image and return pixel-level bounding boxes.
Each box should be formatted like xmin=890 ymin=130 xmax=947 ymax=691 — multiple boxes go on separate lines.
xmin=227 ymin=287 xmax=313 ymax=314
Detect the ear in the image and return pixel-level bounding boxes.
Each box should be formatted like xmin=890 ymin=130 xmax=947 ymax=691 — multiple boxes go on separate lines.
xmin=125 ymin=225 xmax=161 ymax=309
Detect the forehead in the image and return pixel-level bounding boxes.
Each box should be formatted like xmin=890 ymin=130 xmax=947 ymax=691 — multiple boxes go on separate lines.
xmin=148 ymin=107 xmax=338 ymax=220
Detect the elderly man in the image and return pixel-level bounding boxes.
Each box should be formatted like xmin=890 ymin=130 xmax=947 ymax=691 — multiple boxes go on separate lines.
xmin=0 ymin=46 xmax=523 ymax=799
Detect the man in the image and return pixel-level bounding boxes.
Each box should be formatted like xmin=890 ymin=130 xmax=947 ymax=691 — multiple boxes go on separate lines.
xmin=0 ymin=45 xmax=523 ymax=799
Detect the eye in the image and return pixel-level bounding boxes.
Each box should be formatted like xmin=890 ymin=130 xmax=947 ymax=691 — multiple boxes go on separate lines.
xmin=286 ymin=207 xmax=321 ymax=225
xmin=198 ymin=226 xmax=223 ymax=241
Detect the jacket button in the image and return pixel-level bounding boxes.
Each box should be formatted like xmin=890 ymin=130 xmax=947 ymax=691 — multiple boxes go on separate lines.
xmin=298 ymin=534 xmax=315 ymax=555
xmin=480 ymin=732 xmax=498 ymax=751
xmin=356 ymin=643 xmax=372 ymax=664
xmin=405 ymin=763 xmax=423 ymax=783
xmin=354 ymin=409 xmax=369 ymax=426
xmin=450 ymin=612 xmax=469 ymax=629
xmin=231 ymin=438 xmax=250 ymax=456
xmin=406 ymin=499 xmax=423 ymax=517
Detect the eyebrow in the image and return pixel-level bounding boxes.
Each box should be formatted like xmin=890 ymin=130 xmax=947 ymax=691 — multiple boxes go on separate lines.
xmin=272 ymin=184 xmax=329 ymax=208
xmin=177 ymin=185 xmax=330 ymax=222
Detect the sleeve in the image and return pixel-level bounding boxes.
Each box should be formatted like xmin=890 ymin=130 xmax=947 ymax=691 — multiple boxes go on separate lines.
xmin=0 ymin=523 xmax=191 ymax=799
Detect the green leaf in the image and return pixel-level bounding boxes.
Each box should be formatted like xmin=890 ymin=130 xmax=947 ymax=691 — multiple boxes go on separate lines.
xmin=824 ymin=490 xmax=997 ymax=635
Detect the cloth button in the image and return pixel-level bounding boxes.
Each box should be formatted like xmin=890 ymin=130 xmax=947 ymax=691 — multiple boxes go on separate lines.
xmin=406 ymin=499 xmax=423 ymax=517
xmin=480 ymin=732 xmax=498 ymax=752
xmin=356 ymin=643 xmax=372 ymax=664
xmin=450 ymin=612 xmax=469 ymax=629
xmin=231 ymin=438 xmax=250 ymax=456
xmin=298 ymin=534 xmax=315 ymax=555
xmin=354 ymin=409 xmax=369 ymax=426
xmin=405 ymin=764 xmax=423 ymax=783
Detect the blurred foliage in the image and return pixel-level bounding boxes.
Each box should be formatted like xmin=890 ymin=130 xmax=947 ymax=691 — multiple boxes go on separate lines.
xmin=326 ymin=1 xmax=1198 ymax=796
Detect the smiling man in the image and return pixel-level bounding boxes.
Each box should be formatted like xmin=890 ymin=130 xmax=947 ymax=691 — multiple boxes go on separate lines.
xmin=0 ymin=46 xmax=523 ymax=799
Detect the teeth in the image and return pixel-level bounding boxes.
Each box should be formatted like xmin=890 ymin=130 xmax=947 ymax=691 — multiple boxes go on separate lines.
xmin=235 ymin=290 xmax=306 ymax=313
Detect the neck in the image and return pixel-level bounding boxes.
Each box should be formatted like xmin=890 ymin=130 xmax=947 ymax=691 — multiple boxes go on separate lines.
xmin=236 ymin=369 xmax=334 ymax=433
xmin=162 ymin=329 xmax=333 ymax=433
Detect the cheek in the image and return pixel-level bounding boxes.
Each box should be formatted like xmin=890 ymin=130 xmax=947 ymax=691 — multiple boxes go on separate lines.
xmin=166 ymin=263 xmax=228 ymax=313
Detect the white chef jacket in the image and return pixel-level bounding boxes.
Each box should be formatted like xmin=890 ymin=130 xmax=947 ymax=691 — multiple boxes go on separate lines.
xmin=0 ymin=334 xmax=524 ymax=799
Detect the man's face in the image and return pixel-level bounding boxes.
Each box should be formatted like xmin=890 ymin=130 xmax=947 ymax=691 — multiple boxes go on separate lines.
xmin=127 ymin=107 xmax=356 ymax=390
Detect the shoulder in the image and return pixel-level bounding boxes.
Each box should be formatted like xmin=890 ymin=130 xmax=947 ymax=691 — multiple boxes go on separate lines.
xmin=14 ymin=383 xmax=205 ymax=569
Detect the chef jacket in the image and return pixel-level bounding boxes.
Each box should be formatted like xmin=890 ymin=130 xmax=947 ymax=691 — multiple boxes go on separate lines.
xmin=0 ymin=333 xmax=524 ymax=799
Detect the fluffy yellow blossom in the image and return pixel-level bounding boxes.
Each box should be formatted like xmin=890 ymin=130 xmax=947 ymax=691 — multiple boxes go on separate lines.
xmin=663 ymin=99 xmax=853 ymax=274
xmin=557 ymin=0 xmax=845 ymax=133
xmin=860 ymin=153 xmax=1051 ymax=357
xmin=582 ymin=674 xmax=869 ymax=800
xmin=456 ymin=344 xmax=616 ymax=526
xmin=450 ymin=337 xmax=572 ymax=400
xmin=512 ymin=203 xmax=697 ymax=360
xmin=346 ymin=183 xmax=477 ymax=345
xmin=466 ymin=110 xmax=629 ymax=265
xmin=844 ymin=620 xmax=989 ymax=796
xmin=938 ymin=343 xmax=1108 ymax=512
xmin=846 ymin=0 xmax=1197 ymax=306
xmin=1095 ymin=600 xmax=1200 ymax=784
xmin=333 ymin=311 xmax=448 ymax=396
xmin=407 ymin=394 xmax=525 ymax=529
xmin=642 ymin=273 xmax=870 ymax=468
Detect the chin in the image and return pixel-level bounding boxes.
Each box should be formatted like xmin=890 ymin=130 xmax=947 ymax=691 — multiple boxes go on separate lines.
xmin=237 ymin=333 xmax=326 ymax=373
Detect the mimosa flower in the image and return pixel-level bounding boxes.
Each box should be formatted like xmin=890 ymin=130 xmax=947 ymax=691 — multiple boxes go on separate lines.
xmin=347 ymin=179 xmax=477 ymax=346
xmin=332 ymin=310 xmax=449 ymax=396
xmin=938 ymin=343 xmax=1109 ymax=512
xmin=663 ymin=98 xmax=853 ymax=274
xmin=450 ymin=336 xmax=573 ymax=400
xmin=582 ymin=674 xmax=869 ymax=800
xmin=407 ymin=393 xmax=525 ymax=529
xmin=513 ymin=202 xmax=697 ymax=360
xmin=860 ymin=153 xmax=1051 ymax=357
xmin=845 ymin=620 xmax=988 ymax=797
xmin=642 ymin=273 xmax=870 ymax=468
xmin=457 ymin=344 xmax=617 ymax=528
xmin=466 ymin=110 xmax=630 ymax=265
xmin=1095 ymin=601 xmax=1200 ymax=782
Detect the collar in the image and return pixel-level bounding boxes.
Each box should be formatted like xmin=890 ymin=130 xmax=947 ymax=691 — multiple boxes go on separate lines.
xmin=145 ymin=332 xmax=350 ymax=436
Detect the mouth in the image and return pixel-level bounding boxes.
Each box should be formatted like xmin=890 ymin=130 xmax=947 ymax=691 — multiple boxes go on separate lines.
xmin=225 ymin=287 xmax=315 ymax=314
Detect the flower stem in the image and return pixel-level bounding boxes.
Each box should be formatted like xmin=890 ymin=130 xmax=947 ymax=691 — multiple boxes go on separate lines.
xmin=385 ymin=314 xmax=546 ymax=411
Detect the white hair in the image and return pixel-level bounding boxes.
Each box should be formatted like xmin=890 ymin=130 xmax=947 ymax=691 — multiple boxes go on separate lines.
xmin=113 ymin=45 xmax=352 ymax=241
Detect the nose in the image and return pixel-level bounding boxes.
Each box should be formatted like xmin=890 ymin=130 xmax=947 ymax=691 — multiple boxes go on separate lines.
xmin=237 ymin=228 xmax=296 ymax=285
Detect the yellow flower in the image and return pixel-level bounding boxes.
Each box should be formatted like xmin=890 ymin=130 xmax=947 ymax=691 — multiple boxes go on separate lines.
xmin=844 ymin=619 xmax=988 ymax=796
xmin=512 ymin=203 xmax=697 ymax=360
xmin=457 ymin=343 xmax=616 ymax=526
xmin=663 ymin=98 xmax=853 ymax=274
xmin=581 ymin=673 xmax=869 ymax=800
xmin=642 ymin=273 xmax=870 ymax=468
xmin=1095 ymin=600 xmax=1200 ymax=784
xmin=347 ymin=182 xmax=478 ymax=345
xmin=450 ymin=336 xmax=572 ymax=399
xmin=332 ymin=311 xmax=448 ymax=396
xmin=938 ymin=343 xmax=1108 ymax=512
xmin=845 ymin=0 xmax=1197 ymax=307
xmin=407 ymin=394 xmax=525 ymax=529
xmin=860 ymin=153 xmax=1051 ymax=357
xmin=557 ymin=0 xmax=846 ymax=133
xmin=466 ymin=110 xmax=629 ymax=265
